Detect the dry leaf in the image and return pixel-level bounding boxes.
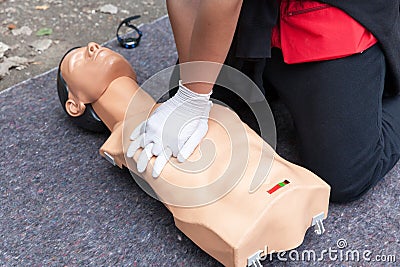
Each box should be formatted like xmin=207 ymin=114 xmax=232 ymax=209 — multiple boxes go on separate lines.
xmin=7 ymin=24 xmax=16 ymax=30
xmin=30 ymin=39 xmax=53 ymax=51
xmin=0 ymin=56 xmax=32 ymax=79
xmin=99 ymin=4 xmax=118 ymax=14
xmin=35 ymin=5 xmax=50 ymax=10
xmin=0 ymin=42 xmax=10 ymax=58
xmin=12 ymin=26 xmax=32 ymax=36
xmin=36 ymin=28 xmax=53 ymax=36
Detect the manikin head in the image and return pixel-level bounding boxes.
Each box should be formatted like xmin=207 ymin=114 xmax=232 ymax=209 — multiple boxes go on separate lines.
xmin=59 ymin=42 xmax=136 ymax=117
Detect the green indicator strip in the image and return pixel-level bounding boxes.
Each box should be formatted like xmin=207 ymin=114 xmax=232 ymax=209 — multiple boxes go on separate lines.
xmin=267 ymin=180 xmax=290 ymax=194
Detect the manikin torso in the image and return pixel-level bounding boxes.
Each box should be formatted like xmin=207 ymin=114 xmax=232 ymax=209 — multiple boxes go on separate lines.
xmin=60 ymin=44 xmax=330 ymax=267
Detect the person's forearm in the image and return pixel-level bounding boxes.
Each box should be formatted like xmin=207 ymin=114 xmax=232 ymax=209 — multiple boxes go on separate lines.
xmin=166 ymin=0 xmax=200 ymax=63
xmin=167 ymin=0 xmax=243 ymax=94
xmin=189 ymin=0 xmax=242 ymax=63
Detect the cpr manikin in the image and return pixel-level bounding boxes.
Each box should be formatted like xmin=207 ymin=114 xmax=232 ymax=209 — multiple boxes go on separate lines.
xmin=59 ymin=42 xmax=330 ymax=267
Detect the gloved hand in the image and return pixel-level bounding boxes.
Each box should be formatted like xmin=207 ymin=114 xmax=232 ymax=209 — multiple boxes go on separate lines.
xmin=127 ymin=80 xmax=212 ymax=178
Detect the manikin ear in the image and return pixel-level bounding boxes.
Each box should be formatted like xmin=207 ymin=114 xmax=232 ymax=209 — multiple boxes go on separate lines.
xmin=65 ymin=99 xmax=86 ymax=117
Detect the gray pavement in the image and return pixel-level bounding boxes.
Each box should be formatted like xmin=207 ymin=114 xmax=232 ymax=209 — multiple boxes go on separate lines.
xmin=0 ymin=0 xmax=167 ymax=91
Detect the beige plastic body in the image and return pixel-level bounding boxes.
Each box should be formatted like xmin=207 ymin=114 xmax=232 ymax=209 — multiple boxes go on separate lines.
xmin=61 ymin=43 xmax=330 ymax=267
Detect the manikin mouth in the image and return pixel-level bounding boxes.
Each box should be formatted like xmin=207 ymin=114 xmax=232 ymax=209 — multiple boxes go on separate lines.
xmin=93 ymin=48 xmax=104 ymax=61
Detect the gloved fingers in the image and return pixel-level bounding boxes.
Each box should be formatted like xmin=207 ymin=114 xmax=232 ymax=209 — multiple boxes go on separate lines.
xmin=177 ymin=125 xmax=208 ymax=163
xmin=152 ymin=147 xmax=172 ymax=178
xmin=151 ymin=142 xmax=163 ymax=156
xmin=172 ymin=149 xmax=178 ymax=158
xmin=137 ymin=143 xmax=154 ymax=173
xmin=141 ymin=128 xmax=157 ymax=147
xmin=130 ymin=121 xmax=146 ymax=140
xmin=126 ymin=134 xmax=144 ymax=158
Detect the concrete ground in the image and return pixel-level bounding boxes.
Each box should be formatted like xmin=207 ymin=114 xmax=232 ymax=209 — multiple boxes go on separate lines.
xmin=0 ymin=0 xmax=167 ymax=91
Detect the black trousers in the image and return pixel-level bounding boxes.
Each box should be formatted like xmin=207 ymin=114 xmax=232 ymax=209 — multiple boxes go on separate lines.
xmin=257 ymin=44 xmax=400 ymax=203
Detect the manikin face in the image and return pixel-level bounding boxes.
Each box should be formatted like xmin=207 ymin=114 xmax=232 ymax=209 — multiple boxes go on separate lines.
xmin=60 ymin=42 xmax=136 ymax=104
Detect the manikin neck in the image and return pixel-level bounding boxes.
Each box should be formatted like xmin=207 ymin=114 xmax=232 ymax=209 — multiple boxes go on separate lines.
xmin=91 ymin=76 xmax=146 ymax=131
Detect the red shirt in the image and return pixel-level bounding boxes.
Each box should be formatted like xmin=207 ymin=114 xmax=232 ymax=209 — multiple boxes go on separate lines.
xmin=271 ymin=0 xmax=377 ymax=64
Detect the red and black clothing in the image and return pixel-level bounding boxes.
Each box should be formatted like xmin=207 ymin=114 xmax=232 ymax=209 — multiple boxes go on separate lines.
xmin=271 ymin=0 xmax=377 ymax=63
xmin=229 ymin=0 xmax=400 ymax=95
xmin=211 ymin=0 xmax=400 ymax=202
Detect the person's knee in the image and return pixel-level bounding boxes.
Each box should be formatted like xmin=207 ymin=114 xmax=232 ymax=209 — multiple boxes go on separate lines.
xmin=303 ymin=155 xmax=381 ymax=204
xmin=329 ymin=183 xmax=367 ymax=203
xmin=318 ymin=161 xmax=384 ymax=203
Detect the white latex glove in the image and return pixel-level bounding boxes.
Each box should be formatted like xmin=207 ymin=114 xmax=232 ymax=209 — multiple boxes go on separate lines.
xmin=127 ymin=80 xmax=212 ymax=178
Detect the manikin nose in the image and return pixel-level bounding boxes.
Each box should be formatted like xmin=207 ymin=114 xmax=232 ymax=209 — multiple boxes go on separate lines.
xmin=87 ymin=42 xmax=100 ymax=57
